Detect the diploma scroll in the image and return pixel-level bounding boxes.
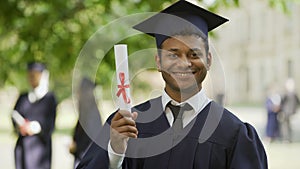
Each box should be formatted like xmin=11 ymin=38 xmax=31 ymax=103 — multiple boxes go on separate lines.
xmin=12 ymin=110 xmax=26 ymax=126
xmin=114 ymin=44 xmax=132 ymax=112
xmin=12 ymin=110 xmax=41 ymax=134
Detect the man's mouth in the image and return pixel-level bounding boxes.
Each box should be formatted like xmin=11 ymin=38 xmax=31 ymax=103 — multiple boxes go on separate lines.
xmin=172 ymin=71 xmax=195 ymax=77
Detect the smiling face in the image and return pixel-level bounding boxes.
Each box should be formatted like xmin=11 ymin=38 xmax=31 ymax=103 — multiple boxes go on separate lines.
xmin=156 ymin=35 xmax=211 ymax=102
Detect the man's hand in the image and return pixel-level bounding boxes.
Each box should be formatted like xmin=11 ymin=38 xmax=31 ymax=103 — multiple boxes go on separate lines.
xmin=110 ymin=110 xmax=138 ymax=154
xmin=69 ymin=141 xmax=77 ymax=154
xmin=19 ymin=120 xmax=30 ymax=136
xmin=18 ymin=120 xmax=41 ymax=136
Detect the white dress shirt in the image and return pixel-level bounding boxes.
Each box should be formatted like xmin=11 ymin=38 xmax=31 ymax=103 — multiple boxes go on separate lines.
xmin=108 ymin=89 xmax=211 ymax=169
xmin=161 ymin=89 xmax=211 ymax=128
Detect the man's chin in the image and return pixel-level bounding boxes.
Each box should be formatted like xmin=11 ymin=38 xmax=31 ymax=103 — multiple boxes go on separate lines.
xmin=176 ymin=85 xmax=201 ymax=94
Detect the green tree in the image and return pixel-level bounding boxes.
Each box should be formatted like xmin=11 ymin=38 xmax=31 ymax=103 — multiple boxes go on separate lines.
xmin=0 ymin=0 xmax=296 ymax=102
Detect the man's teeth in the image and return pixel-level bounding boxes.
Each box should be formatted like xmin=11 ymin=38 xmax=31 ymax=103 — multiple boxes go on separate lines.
xmin=174 ymin=72 xmax=192 ymax=76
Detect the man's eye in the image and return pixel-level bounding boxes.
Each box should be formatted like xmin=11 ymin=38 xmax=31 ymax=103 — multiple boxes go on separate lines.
xmin=192 ymin=53 xmax=198 ymax=57
xmin=190 ymin=52 xmax=202 ymax=59
xmin=167 ymin=53 xmax=178 ymax=58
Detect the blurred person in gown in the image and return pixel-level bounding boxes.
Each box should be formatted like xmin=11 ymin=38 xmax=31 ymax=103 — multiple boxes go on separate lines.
xmin=11 ymin=62 xmax=57 ymax=169
xmin=280 ymin=78 xmax=299 ymax=142
xmin=265 ymin=85 xmax=281 ymax=143
xmin=69 ymin=77 xmax=101 ymax=168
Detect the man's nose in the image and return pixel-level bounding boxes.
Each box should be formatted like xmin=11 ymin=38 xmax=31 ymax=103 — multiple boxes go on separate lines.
xmin=179 ymin=55 xmax=192 ymax=67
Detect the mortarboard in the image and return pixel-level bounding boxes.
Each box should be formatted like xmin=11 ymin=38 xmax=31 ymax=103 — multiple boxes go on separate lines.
xmin=27 ymin=62 xmax=46 ymax=72
xmin=133 ymin=0 xmax=229 ymax=48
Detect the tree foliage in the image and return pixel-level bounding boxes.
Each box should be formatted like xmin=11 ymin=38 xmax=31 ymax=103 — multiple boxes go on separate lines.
xmin=0 ymin=0 xmax=296 ymax=102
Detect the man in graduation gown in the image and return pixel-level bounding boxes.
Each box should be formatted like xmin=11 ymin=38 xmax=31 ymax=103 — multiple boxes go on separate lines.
xmin=12 ymin=62 xmax=57 ymax=169
xmin=77 ymin=1 xmax=268 ymax=169
xmin=70 ymin=77 xmax=100 ymax=168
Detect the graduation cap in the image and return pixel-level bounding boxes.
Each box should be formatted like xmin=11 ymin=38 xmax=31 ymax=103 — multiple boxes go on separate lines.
xmin=27 ymin=62 xmax=46 ymax=72
xmin=133 ymin=0 xmax=229 ymax=48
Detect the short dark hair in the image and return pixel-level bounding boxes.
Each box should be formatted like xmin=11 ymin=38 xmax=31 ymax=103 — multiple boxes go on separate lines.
xmin=27 ymin=62 xmax=46 ymax=72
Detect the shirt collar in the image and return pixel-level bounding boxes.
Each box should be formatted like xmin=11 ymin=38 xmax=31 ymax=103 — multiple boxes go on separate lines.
xmin=161 ymin=89 xmax=209 ymax=113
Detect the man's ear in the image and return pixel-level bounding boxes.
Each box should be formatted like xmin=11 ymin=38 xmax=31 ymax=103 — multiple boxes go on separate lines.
xmin=206 ymin=52 xmax=212 ymax=70
xmin=155 ymin=55 xmax=161 ymax=72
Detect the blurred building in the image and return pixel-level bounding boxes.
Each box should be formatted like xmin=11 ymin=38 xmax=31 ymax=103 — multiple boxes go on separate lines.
xmin=212 ymin=0 xmax=300 ymax=104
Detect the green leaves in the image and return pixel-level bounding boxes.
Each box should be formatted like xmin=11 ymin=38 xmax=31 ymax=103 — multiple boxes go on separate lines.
xmin=0 ymin=0 xmax=297 ymax=102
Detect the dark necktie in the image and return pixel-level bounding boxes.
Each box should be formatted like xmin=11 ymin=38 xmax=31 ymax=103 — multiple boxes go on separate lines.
xmin=167 ymin=102 xmax=193 ymax=130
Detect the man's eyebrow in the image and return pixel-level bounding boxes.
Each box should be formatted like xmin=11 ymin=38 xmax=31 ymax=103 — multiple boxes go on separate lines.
xmin=165 ymin=48 xmax=202 ymax=52
xmin=168 ymin=48 xmax=179 ymax=52
xmin=190 ymin=48 xmax=202 ymax=52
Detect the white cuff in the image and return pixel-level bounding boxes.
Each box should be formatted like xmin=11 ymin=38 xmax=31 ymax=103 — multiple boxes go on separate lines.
xmin=108 ymin=140 xmax=124 ymax=169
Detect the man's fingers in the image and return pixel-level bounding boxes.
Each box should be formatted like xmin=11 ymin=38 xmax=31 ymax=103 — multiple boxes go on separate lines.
xmin=122 ymin=132 xmax=138 ymax=138
xmin=113 ymin=110 xmax=138 ymax=119
xmin=112 ymin=117 xmax=135 ymax=127
xmin=110 ymin=110 xmax=139 ymax=139
xmin=113 ymin=125 xmax=138 ymax=134
xmin=112 ymin=111 xmax=125 ymax=121
xmin=111 ymin=111 xmax=139 ymax=127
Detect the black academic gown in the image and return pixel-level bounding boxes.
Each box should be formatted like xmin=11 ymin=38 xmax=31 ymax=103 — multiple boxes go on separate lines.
xmin=77 ymin=96 xmax=267 ymax=169
xmin=72 ymin=122 xmax=93 ymax=167
xmin=12 ymin=92 xmax=57 ymax=169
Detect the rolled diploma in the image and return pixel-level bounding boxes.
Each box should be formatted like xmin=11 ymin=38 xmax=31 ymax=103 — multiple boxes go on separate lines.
xmin=12 ymin=110 xmax=25 ymax=126
xmin=114 ymin=44 xmax=131 ymax=112
xmin=12 ymin=110 xmax=41 ymax=134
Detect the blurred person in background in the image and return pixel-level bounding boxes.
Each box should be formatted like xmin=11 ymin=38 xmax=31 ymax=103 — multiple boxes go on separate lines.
xmin=70 ymin=77 xmax=99 ymax=168
xmin=280 ymin=78 xmax=299 ymax=143
xmin=11 ymin=62 xmax=57 ymax=169
xmin=265 ymin=85 xmax=281 ymax=143
xmin=70 ymin=122 xmax=92 ymax=169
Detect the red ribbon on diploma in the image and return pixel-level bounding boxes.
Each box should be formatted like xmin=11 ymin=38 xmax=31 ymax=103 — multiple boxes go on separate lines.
xmin=116 ymin=72 xmax=131 ymax=104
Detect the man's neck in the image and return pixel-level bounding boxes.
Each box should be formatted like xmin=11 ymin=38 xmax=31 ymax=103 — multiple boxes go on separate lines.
xmin=166 ymin=87 xmax=202 ymax=103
